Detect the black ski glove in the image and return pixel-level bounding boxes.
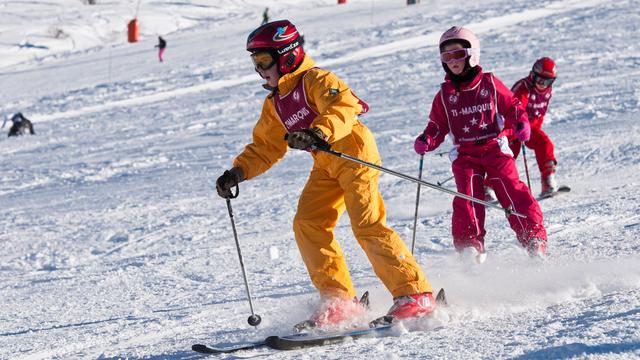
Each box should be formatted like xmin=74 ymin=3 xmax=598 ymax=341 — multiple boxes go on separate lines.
xmin=286 ymin=127 xmax=328 ymax=150
xmin=216 ymin=167 xmax=244 ymax=198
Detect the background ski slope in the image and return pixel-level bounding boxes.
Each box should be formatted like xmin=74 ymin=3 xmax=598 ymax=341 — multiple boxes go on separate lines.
xmin=0 ymin=0 xmax=638 ymax=359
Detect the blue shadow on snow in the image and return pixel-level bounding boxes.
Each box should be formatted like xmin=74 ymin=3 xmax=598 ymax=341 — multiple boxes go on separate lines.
xmin=513 ymin=342 xmax=640 ymax=359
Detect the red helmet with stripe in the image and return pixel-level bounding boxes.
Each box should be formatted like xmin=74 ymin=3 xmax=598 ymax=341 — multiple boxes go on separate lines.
xmin=247 ymin=20 xmax=305 ymax=75
xmin=531 ymin=57 xmax=557 ymax=78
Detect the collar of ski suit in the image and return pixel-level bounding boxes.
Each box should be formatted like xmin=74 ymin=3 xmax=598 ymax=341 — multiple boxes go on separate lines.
xmin=276 ymin=55 xmax=317 ymax=95
xmin=444 ymin=65 xmax=484 ymax=91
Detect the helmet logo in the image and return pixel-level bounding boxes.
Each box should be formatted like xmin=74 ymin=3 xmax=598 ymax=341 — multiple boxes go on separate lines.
xmin=277 ymin=40 xmax=300 ymax=55
xmin=273 ymin=26 xmax=298 ymax=42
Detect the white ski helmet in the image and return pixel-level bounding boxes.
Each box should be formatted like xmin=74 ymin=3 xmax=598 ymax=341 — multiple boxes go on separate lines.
xmin=439 ymin=26 xmax=480 ymax=67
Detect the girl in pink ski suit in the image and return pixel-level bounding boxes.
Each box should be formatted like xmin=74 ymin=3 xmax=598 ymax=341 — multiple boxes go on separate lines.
xmin=414 ymin=26 xmax=548 ymax=258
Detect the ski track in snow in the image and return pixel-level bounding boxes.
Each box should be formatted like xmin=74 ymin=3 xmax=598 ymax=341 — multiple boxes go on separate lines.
xmin=0 ymin=0 xmax=639 ymax=359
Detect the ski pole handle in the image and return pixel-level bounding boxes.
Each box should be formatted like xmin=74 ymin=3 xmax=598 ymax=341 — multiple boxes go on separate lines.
xmin=226 ymin=184 xmax=239 ymax=199
xmin=283 ymin=132 xmax=331 ymax=151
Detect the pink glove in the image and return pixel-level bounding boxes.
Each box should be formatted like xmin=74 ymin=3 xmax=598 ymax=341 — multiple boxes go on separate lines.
xmin=414 ymin=134 xmax=434 ymax=155
xmin=515 ymin=121 xmax=531 ymax=142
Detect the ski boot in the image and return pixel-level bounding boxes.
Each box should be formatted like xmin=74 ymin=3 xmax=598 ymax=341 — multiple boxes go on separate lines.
xmin=459 ymin=246 xmax=487 ymax=264
xmin=369 ymin=291 xmax=438 ymax=327
xmin=540 ymin=162 xmax=559 ymax=198
xmin=526 ymin=237 xmax=547 ymax=258
xmin=294 ymin=292 xmax=369 ymax=332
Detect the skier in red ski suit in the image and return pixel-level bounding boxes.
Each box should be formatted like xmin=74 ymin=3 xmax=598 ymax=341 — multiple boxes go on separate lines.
xmin=414 ymin=26 xmax=548 ymax=260
xmin=508 ymin=57 xmax=559 ymax=197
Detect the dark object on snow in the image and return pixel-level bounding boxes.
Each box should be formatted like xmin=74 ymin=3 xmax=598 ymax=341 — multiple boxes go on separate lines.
xmin=155 ymin=36 xmax=166 ymax=49
xmin=261 ymin=7 xmax=269 ymax=25
xmin=3 ymin=113 xmax=35 ymax=137
xmin=155 ymin=36 xmax=167 ymax=62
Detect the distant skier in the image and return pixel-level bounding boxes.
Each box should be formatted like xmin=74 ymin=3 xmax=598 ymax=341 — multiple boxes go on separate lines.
xmin=508 ymin=57 xmax=559 ymax=197
xmin=413 ymin=26 xmax=548 ymax=260
xmin=155 ymin=36 xmax=166 ymax=62
xmin=261 ymin=7 xmax=269 ymax=25
xmin=2 ymin=112 xmax=35 ymax=137
xmin=216 ymin=20 xmax=437 ymax=330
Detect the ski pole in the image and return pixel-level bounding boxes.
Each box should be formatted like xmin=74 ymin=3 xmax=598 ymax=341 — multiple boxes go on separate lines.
xmin=437 ymin=175 xmax=454 ymax=187
xmin=521 ymin=142 xmax=532 ymax=191
xmin=410 ymin=155 xmax=424 ymax=254
xmin=223 ymin=185 xmax=262 ymax=327
xmin=312 ymin=143 xmax=526 ymax=218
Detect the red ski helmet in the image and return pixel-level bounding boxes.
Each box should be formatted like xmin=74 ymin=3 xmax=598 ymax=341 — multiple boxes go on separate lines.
xmin=531 ymin=57 xmax=557 ymax=78
xmin=247 ymin=20 xmax=305 ymax=75
xmin=439 ymin=26 xmax=480 ymax=67
xmin=529 ymin=57 xmax=557 ymax=87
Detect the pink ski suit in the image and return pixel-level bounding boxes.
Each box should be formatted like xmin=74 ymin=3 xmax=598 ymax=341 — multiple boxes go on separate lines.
xmin=420 ymin=67 xmax=547 ymax=252
xmin=508 ymin=77 xmax=556 ymax=177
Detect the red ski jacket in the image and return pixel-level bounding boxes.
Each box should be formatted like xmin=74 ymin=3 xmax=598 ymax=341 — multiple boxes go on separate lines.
xmin=511 ymin=77 xmax=553 ymax=130
xmin=423 ymin=67 xmax=528 ymax=149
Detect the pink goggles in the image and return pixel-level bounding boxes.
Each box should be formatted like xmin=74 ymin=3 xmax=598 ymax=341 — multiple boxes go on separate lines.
xmin=440 ymin=48 xmax=472 ymax=64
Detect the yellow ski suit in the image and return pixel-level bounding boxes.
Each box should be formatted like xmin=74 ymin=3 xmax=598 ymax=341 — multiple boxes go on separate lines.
xmin=233 ymin=55 xmax=432 ymax=299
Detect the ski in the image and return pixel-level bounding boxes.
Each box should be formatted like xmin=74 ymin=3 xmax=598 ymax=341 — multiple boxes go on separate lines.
xmin=191 ymin=340 xmax=266 ymax=354
xmin=191 ymin=326 xmax=393 ymax=354
xmin=267 ymin=288 xmax=447 ymax=350
xmin=192 ymin=288 xmax=446 ymax=353
xmin=264 ymin=323 xmax=396 ymax=350
xmin=539 ymin=185 xmax=571 ymax=200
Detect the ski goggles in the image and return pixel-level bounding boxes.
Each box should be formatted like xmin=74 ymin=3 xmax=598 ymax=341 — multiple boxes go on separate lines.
xmin=534 ymin=75 xmax=556 ymax=87
xmin=250 ymin=51 xmax=277 ymax=70
xmin=440 ymin=48 xmax=472 ymax=64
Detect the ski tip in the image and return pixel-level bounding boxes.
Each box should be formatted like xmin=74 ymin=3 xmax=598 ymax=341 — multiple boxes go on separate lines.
xmin=359 ymin=290 xmax=370 ymax=309
xmin=435 ymin=288 xmax=447 ymax=306
xmin=539 ymin=185 xmax=571 ymax=199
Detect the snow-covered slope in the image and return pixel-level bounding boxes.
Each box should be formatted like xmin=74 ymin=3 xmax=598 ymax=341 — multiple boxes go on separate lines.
xmin=0 ymin=0 xmax=638 ymax=359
